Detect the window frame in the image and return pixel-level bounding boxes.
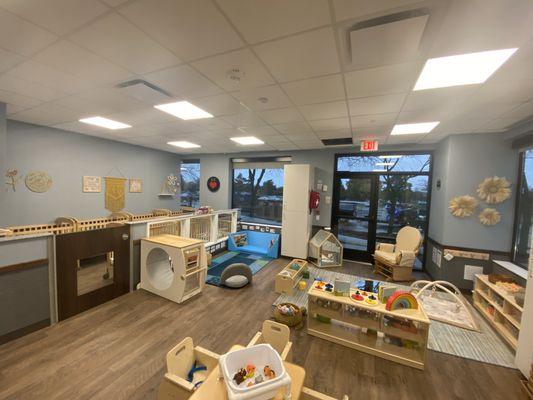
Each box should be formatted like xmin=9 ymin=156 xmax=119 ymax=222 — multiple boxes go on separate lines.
xmin=179 ymin=159 xmax=200 ymax=208
xmin=511 ymin=149 xmax=532 ymax=269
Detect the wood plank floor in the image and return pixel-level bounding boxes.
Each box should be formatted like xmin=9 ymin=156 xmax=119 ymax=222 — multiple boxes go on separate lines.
xmin=0 ymin=258 xmax=525 ymax=400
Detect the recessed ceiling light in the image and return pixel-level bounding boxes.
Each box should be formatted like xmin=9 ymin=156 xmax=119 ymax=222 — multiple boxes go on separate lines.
xmin=79 ymin=116 xmax=131 ymax=130
xmin=230 ymin=136 xmax=264 ymax=145
xmin=167 ymin=141 xmax=201 ymax=149
xmin=154 ymin=101 xmax=213 ymax=120
xmin=379 ymin=155 xmax=402 ymax=159
xmin=414 ymin=48 xmax=518 ymax=90
xmin=375 ymin=162 xmax=394 ymax=166
xmin=391 ymin=122 xmax=440 ymax=135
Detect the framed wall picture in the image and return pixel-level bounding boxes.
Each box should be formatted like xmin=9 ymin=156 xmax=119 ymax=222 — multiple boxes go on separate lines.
xmin=83 ymin=176 xmax=101 ymax=193
xmin=129 ymin=178 xmax=143 ymax=193
xmin=207 ymin=176 xmax=220 ymax=192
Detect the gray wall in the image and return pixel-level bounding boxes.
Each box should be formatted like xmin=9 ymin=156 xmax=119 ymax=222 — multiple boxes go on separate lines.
xmin=0 ymin=103 xmax=6 ymax=206
xmin=193 ymin=144 xmax=433 ymax=228
xmin=1 ymin=120 xmax=181 ymax=227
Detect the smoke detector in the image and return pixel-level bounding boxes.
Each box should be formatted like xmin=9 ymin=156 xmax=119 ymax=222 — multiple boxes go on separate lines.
xmin=227 ymin=68 xmax=245 ymax=83
xmin=258 ymin=97 xmax=269 ymax=104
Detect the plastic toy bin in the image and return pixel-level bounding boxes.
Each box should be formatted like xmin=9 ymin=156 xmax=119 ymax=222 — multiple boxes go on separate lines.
xmin=219 ymin=344 xmax=292 ymax=400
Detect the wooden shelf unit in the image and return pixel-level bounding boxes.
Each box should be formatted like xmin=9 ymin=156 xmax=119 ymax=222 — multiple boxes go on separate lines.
xmin=307 ymin=283 xmax=430 ymax=370
xmin=275 ymin=259 xmax=308 ymax=295
xmin=473 ymin=274 xmax=522 ymax=350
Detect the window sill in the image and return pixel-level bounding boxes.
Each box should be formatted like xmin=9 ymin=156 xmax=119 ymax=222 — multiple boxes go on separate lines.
xmin=493 ymin=260 xmax=528 ymax=280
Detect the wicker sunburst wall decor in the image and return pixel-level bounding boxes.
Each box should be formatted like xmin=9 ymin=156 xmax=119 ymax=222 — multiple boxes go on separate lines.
xmin=479 ymin=208 xmax=501 ymax=226
xmin=449 ymin=195 xmax=478 ymax=218
xmin=476 ymin=176 xmax=511 ymax=204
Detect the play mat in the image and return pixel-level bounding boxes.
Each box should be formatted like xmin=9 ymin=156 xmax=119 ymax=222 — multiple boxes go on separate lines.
xmin=206 ymin=251 xmax=272 ymax=287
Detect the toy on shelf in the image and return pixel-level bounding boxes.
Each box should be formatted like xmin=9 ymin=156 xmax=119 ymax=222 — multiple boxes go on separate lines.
xmin=275 ymin=259 xmax=308 ymax=296
xmin=308 ymin=230 xmax=343 ymax=268
xmin=139 ymin=235 xmax=207 ymax=304
xmin=385 ymin=291 xmax=419 ymax=311
xmin=334 ymin=279 xmax=350 ymax=297
xmin=378 ymin=285 xmax=398 ymax=303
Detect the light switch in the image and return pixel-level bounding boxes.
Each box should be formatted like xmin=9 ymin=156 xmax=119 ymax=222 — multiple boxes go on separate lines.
xmin=322 ymin=184 xmax=328 ymax=192
xmin=325 ymin=195 xmax=331 ymax=204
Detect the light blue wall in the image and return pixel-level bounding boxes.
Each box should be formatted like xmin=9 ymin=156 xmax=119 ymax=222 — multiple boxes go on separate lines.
xmin=1 ymin=120 xmax=181 ymax=227
xmin=0 ymin=103 xmax=6 ymax=206
xmin=430 ymin=133 xmax=518 ymax=252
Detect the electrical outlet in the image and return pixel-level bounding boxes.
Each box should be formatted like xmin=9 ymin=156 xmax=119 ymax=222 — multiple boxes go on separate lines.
xmin=464 ymin=265 xmax=483 ymax=281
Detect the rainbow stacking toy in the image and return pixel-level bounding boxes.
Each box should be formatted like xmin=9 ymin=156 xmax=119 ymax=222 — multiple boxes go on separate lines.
xmin=385 ymin=291 xmax=419 ymax=311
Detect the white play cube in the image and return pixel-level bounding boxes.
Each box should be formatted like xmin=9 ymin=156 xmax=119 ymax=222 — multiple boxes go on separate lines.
xmin=219 ymin=344 xmax=292 ymax=400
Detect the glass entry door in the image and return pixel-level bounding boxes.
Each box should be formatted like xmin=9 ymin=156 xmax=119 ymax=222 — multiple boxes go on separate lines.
xmin=332 ymin=174 xmax=378 ymax=262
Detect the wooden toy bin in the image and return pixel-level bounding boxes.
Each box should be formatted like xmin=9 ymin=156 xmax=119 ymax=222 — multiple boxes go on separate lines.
xmin=275 ymin=259 xmax=308 ymax=296
xmin=247 ymin=320 xmax=293 ymax=362
xmin=157 ymin=337 xmax=220 ymax=400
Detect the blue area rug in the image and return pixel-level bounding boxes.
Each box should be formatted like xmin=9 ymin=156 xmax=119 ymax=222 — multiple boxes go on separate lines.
xmin=206 ymin=251 xmax=273 ymax=286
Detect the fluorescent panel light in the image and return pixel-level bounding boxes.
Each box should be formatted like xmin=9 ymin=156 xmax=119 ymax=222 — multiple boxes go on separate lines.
xmin=375 ymin=162 xmax=394 ymax=166
xmin=167 ymin=141 xmax=201 ymax=149
xmin=379 ymin=155 xmax=402 ymax=159
xmin=79 ymin=116 xmax=131 ymax=130
xmin=154 ymin=101 xmax=213 ymax=120
xmin=373 ymin=169 xmax=388 ymax=173
xmin=414 ymin=48 xmax=518 ymax=90
xmin=391 ymin=122 xmax=440 ymax=135
xmin=230 ymin=136 xmax=264 ymax=145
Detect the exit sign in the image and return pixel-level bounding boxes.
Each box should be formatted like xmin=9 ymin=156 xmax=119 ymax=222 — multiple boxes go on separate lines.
xmin=360 ymin=140 xmax=379 ymax=152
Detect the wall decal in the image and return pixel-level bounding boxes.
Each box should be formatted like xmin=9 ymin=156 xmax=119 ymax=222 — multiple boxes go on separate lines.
xmin=207 ymin=176 xmax=220 ymax=192
xmin=25 ymin=171 xmax=52 ymax=193
xmin=479 ymin=208 xmax=501 ymax=226
xmin=159 ymin=174 xmax=178 ymax=196
xmin=83 ymin=176 xmax=102 ymax=193
xmin=449 ymin=195 xmax=477 ymax=218
xmin=129 ymin=178 xmax=142 ymax=193
xmin=105 ymin=177 xmax=126 ymax=212
xmin=5 ymin=169 xmax=22 ymax=192
xmin=477 ymin=176 xmax=511 ymax=204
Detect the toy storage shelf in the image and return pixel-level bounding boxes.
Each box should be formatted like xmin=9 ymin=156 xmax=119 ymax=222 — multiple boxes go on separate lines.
xmin=473 ymin=274 xmax=522 ymax=350
xmin=307 ymin=283 xmax=430 ymax=370
xmin=275 ymin=259 xmax=308 ymax=296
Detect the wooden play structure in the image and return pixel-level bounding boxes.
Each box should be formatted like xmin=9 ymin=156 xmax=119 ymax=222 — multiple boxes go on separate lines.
xmin=308 ymin=230 xmax=343 ymax=268
xmin=411 ymin=280 xmax=479 ymax=331
xmin=373 ymin=226 xmax=423 ymax=281
xmin=473 ymin=274 xmax=523 ymax=350
xmin=275 ymin=259 xmax=308 ymax=296
xmin=140 ymin=235 xmax=207 ymax=304
xmin=307 ymin=281 xmax=430 ymax=370
xmin=247 ymin=320 xmax=293 ymax=362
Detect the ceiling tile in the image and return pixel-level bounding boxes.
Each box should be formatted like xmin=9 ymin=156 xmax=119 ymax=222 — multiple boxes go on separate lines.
xmin=452 ymin=101 xmax=521 ymax=122
xmin=401 ymin=86 xmax=476 ymax=114
xmin=282 ymin=74 xmax=345 ymax=106
xmin=0 ymin=48 xmax=23 ymax=73
xmin=0 ymin=0 xmax=108 ymax=35
xmin=254 ymin=27 xmax=340 ymax=82
xmin=53 ymin=88 xmax=147 ymax=115
xmin=433 ymin=117 xmax=492 ymax=135
xmin=284 ymin=132 xmax=317 ymax=141
xmin=7 ymin=60 xmax=93 ymax=94
xmin=350 ymin=112 xmax=397 ymax=127
xmin=192 ymin=48 xmax=274 ymax=91
xmin=0 ymin=89 xmax=42 ymax=109
xmin=271 ymin=143 xmax=299 ymax=151
xmin=272 ymin=121 xmax=312 ymax=134
xmin=240 ymin=125 xmax=281 ymax=137
xmin=475 ymin=118 xmax=516 ymax=133
xmin=233 ymin=84 xmax=292 ymax=111
xmin=469 ymin=79 xmax=533 ymax=105
xmin=11 ymin=103 xmax=81 ymax=126
xmin=299 ymin=101 xmax=348 ymax=120
xmin=69 ymin=13 xmax=182 ymax=75
xmin=501 ymin=101 xmax=533 ymax=123
xmin=192 ymin=94 xmax=246 ymax=116
xmin=101 ymin=0 xmax=129 ymax=6
xmin=352 ymin=125 xmax=391 ymax=139
xmin=396 ymin=108 xmax=450 ymax=123
xmin=258 ymin=108 xmax=303 ymax=124
xmin=315 ymin=129 xmax=351 ymax=140
xmin=33 ymin=40 xmax=132 ymax=85
xmin=119 ymin=0 xmax=243 ymax=60
xmin=345 ymin=62 xmax=421 ymax=99
xmin=191 ymin=117 xmax=233 ymax=131
xmin=144 ymin=64 xmax=222 ymax=99
xmin=349 ymin=93 xmax=406 ymax=116
xmin=220 ymin=112 xmax=267 ymax=128
xmin=308 ymin=117 xmax=350 ymax=132
xmin=106 ymin=108 xmax=177 ymax=127
xmin=0 ymin=8 xmax=57 ymax=56
xmin=0 ymin=74 xmax=66 ymax=102
xmin=151 ymin=120 xmax=203 ymax=135
xmin=332 ymin=0 xmax=421 ymax=21
xmin=216 ymin=0 xmax=330 ymax=44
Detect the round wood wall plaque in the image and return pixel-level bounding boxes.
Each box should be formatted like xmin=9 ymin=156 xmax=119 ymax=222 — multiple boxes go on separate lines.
xmin=25 ymin=171 xmax=53 ymax=193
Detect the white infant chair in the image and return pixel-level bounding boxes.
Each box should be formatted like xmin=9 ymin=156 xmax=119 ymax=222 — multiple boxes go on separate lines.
xmin=247 ymin=320 xmax=293 ymax=362
xmin=157 ymin=337 xmax=219 ymax=400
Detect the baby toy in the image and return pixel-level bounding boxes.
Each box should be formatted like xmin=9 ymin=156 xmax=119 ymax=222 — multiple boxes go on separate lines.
xmin=298 ymin=280 xmax=307 ymax=291
xmin=325 ymin=283 xmax=333 ymax=292
xmin=351 ymin=291 xmax=364 ymax=301
xmin=385 ymin=291 xmax=419 ymax=311
xmin=365 ymin=294 xmax=379 ymax=306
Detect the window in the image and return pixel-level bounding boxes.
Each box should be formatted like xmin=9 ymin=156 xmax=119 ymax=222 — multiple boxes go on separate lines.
xmin=180 ymin=160 xmax=200 ymax=208
xmin=337 ymin=154 xmax=431 ymax=173
xmin=231 ymin=158 xmax=288 ymax=225
xmin=513 ymin=149 xmax=532 ymax=269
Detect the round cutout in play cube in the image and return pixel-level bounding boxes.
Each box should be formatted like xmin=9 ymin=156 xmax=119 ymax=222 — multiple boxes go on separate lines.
xmin=146 ymin=247 xmax=174 ymax=291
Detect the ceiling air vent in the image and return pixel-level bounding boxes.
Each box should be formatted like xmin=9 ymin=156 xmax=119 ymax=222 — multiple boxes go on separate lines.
xmin=321 ymin=137 xmax=354 ymax=146
xmin=116 ymin=79 xmax=173 ymax=104
xmin=348 ymin=9 xmax=429 ymax=68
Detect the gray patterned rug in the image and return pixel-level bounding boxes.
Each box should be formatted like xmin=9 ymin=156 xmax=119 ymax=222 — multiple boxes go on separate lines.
xmin=273 ymin=266 xmax=516 ymax=369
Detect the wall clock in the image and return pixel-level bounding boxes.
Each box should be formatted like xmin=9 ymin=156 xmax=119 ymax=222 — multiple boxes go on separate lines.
xmin=207 ymin=176 xmax=220 ymax=192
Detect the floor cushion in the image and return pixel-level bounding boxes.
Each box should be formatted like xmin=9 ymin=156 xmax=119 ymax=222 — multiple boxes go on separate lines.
xmin=220 ymin=263 xmax=253 ymax=288
xmin=224 ymin=275 xmax=249 ymax=288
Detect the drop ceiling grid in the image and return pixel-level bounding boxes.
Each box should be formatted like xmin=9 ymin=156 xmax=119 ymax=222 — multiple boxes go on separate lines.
xmin=0 ymin=0 xmax=530 ymax=153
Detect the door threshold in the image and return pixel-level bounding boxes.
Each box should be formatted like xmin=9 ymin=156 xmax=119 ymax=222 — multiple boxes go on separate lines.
xmin=342 ymin=258 xmax=372 ymax=266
